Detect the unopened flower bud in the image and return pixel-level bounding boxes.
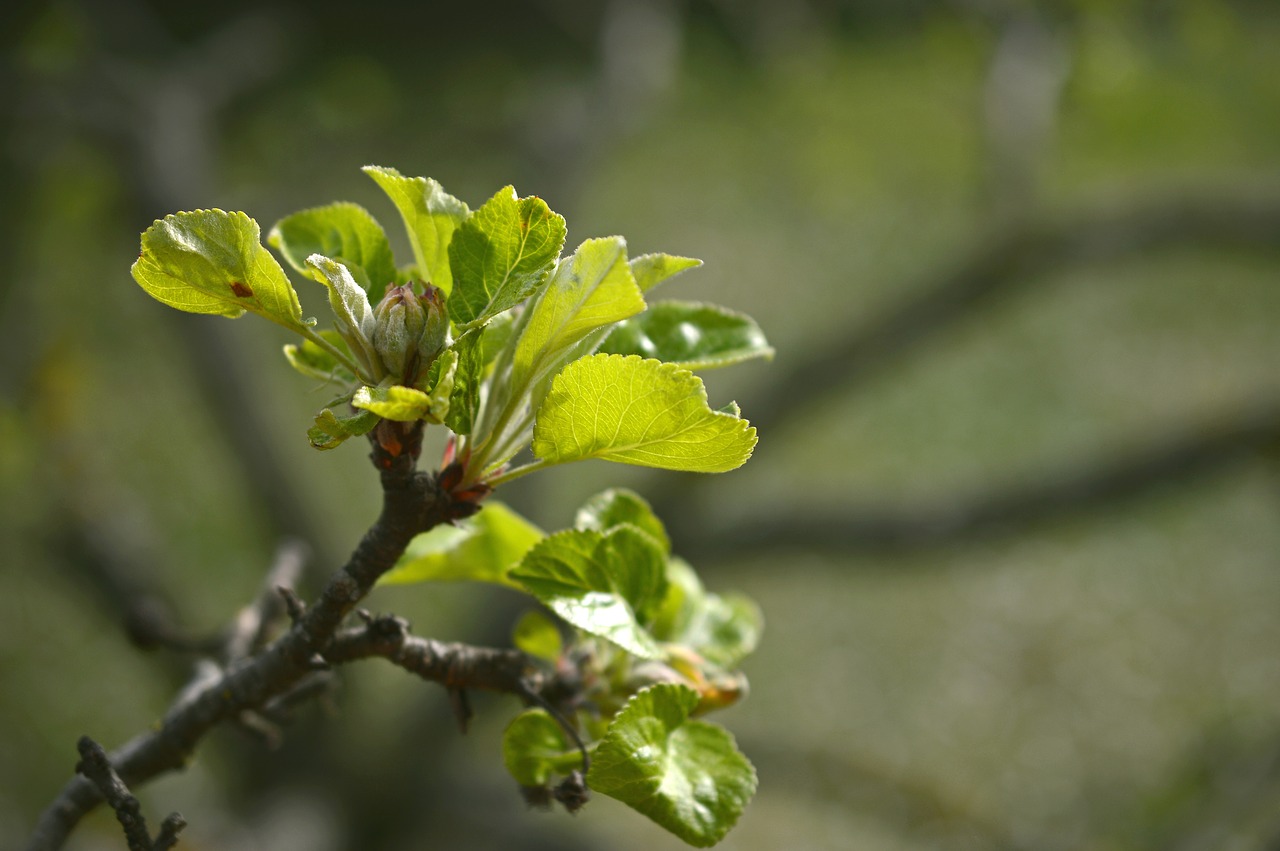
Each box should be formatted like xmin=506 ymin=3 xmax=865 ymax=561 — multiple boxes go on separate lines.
xmin=417 ymin=284 xmax=448 ymax=368
xmin=372 ymin=284 xmax=426 ymax=381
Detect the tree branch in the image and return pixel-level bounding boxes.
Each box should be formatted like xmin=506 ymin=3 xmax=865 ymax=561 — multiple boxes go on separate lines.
xmin=324 ymin=612 xmax=539 ymax=697
xmin=74 ymin=737 xmax=186 ymax=851
xmin=23 ymin=435 xmax=466 ymax=851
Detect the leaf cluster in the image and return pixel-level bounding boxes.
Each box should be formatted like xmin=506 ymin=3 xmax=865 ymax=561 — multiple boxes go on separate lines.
xmin=385 ymin=488 xmax=760 ymax=846
xmin=132 ymin=166 xmax=772 ymax=486
xmin=129 ymin=167 xmax=770 ymax=845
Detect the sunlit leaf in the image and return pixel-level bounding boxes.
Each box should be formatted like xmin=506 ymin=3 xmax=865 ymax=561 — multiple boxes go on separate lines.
xmin=600 ymin=301 xmax=773 ymax=370
xmin=532 ymin=354 xmax=757 ymax=473
xmin=352 ymin=383 xmax=433 ymax=423
xmin=363 ymin=165 xmax=469 ymax=294
xmin=305 ymin=254 xmax=379 ymax=373
xmin=307 ymin=405 xmax=380 ymax=450
xmin=268 ymin=202 xmax=398 ymax=302
xmin=509 ymin=528 xmax=665 ymax=659
xmin=380 ymin=502 xmax=543 ymax=587
xmin=447 ymin=186 xmax=566 ymax=328
xmin=575 ymin=488 xmax=670 ymax=555
xmin=629 ymin=253 xmax=702 ymax=293
xmin=132 ymin=209 xmax=303 ymax=326
xmin=587 ymin=684 xmax=756 ymax=847
xmin=475 ymin=236 xmax=646 ymax=461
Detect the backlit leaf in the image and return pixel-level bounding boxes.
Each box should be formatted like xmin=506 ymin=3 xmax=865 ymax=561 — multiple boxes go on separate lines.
xmin=268 ymin=202 xmax=398 ymax=302
xmin=630 ymin=253 xmax=702 ymax=293
xmin=380 ymin=502 xmax=543 ymax=587
xmin=447 ymin=186 xmax=566 ymax=327
xmin=305 ymin=254 xmax=379 ymax=374
xmin=532 ymin=354 xmax=756 ymax=473
xmin=600 ymin=301 xmax=774 ymax=370
xmin=363 ymin=165 xmax=468 ymax=294
xmin=132 ymin=209 xmax=303 ymax=327
xmin=282 ymin=330 xmax=355 ymax=385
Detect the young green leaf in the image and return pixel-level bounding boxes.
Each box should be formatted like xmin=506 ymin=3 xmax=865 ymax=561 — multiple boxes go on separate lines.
xmin=268 ymin=202 xmax=398 ymax=302
xmin=283 ymin=330 xmax=356 ymax=385
xmin=447 ymin=186 xmax=566 ymax=328
xmin=307 ymin=406 xmax=381 ymax=450
xmin=575 ymin=488 xmax=670 ymax=555
xmin=352 ymin=383 xmax=433 ymax=423
xmin=587 ymin=684 xmax=757 ymax=847
xmin=532 ymin=354 xmax=757 ymax=473
xmin=630 ymin=253 xmax=702 ymax=293
xmin=650 ymin=559 xmax=762 ymax=669
xmin=473 ymin=237 xmax=646 ymax=466
xmin=305 ymin=254 xmax=380 ymax=375
xmin=132 ymin=209 xmax=303 ymax=327
xmin=503 ymin=709 xmax=583 ymax=787
xmin=512 ymin=237 xmax=645 ymax=383
xmin=380 ymin=502 xmax=543 ymax=587
xmin=512 ymin=610 xmax=563 ymax=663
xmin=363 ymin=165 xmax=469 ymax=294
xmin=444 ymin=328 xmax=485 ymax=435
xmin=600 ymin=301 xmax=774 ymax=370
xmin=508 ymin=528 xmax=666 ymax=659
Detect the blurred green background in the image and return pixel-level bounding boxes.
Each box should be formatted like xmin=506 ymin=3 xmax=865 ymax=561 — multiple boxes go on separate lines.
xmin=3 ymin=1 xmax=1279 ymax=849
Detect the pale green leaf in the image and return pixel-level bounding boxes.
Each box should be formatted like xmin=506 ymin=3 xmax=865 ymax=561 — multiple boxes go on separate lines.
xmin=600 ymin=301 xmax=774 ymax=370
xmin=363 ymin=165 xmax=469 ymax=294
xmin=305 ymin=254 xmax=379 ymax=373
xmin=447 ymin=186 xmax=566 ymax=327
xmin=473 ymin=236 xmax=646 ymax=463
xmin=575 ymin=488 xmax=670 ymax=555
xmin=513 ymin=237 xmax=645 ymax=387
xmin=132 ymin=209 xmax=303 ymax=327
xmin=444 ymin=328 xmax=485 ymax=435
xmin=307 ymin=405 xmax=380 ymax=450
xmin=267 ymin=202 xmax=398 ymax=302
xmin=587 ymin=684 xmax=757 ymax=847
xmin=380 ymin=502 xmax=543 ymax=587
xmin=352 ymin=383 xmax=433 ymax=422
xmin=630 ymin=254 xmax=702 ymax=293
xmin=503 ymin=709 xmax=582 ymax=787
xmin=512 ymin=610 xmax=563 ymax=662
xmin=509 ymin=528 xmax=665 ymax=659
xmin=651 ymin=559 xmax=763 ymax=669
xmin=282 ymin=330 xmax=355 ymax=385
xmin=532 ymin=354 xmax=757 ymax=473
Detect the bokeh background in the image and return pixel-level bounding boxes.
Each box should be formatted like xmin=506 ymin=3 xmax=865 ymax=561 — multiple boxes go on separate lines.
xmin=3 ymin=1 xmax=1279 ymax=849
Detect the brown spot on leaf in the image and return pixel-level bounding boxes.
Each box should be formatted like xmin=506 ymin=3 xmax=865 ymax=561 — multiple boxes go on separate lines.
xmin=229 ymin=281 xmax=253 ymax=298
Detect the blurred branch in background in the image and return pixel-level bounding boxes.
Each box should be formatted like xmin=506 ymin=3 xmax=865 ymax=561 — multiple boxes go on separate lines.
xmin=689 ymin=401 xmax=1280 ymax=559
xmin=658 ymin=188 xmax=1280 ymax=555
xmin=5 ymin=1 xmax=1280 ymax=849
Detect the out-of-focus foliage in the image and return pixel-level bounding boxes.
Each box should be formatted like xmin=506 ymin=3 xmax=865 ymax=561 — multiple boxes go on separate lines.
xmin=2 ymin=1 xmax=1279 ymax=849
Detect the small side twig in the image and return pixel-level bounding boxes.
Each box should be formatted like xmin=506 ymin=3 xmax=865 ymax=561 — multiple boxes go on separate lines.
xmin=75 ymin=737 xmax=185 ymax=851
xmin=222 ymin=539 xmax=309 ymax=662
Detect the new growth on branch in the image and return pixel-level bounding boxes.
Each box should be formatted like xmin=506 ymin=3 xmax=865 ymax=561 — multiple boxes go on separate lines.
xmin=28 ymin=166 xmax=773 ymax=850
